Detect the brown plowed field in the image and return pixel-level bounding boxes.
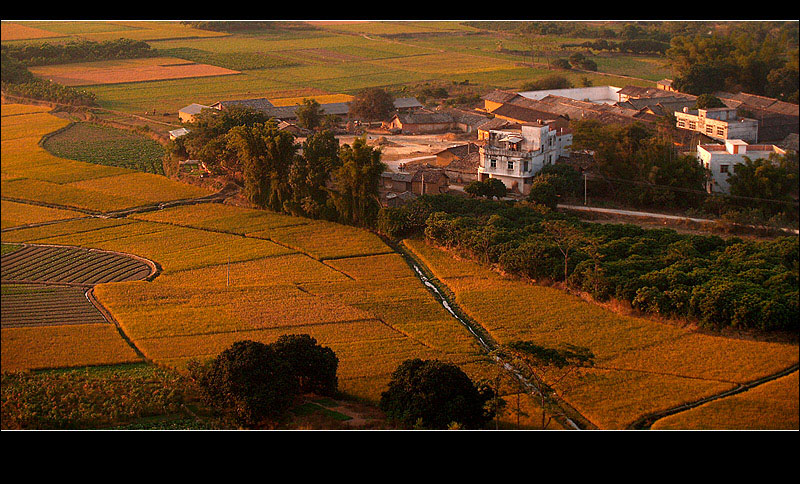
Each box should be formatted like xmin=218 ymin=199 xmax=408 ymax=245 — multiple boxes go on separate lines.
xmin=1 ymin=284 xmax=107 ymax=327
xmin=1 ymin=244 xmax=155 ymax=329
xmin=1 ymin=244 xmax=153 ymax=285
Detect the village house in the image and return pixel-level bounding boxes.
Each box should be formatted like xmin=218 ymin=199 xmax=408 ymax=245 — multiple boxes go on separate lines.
xmin=381 ymin=168 xmax=450 ymax=197
xmin=696 ymin=139 xmax=787 ymax=193
xmin=713 ymin=91 xmax=800 ymax=142
xmin=432 ymin=143 xmax=481 ymax=184
xmin=178 ymin=103 xmax=211 ymax=123
xmin=384 ymin=110 xmax=455 ymax=134
xmin=675 ymin=106 xmax=760 ymax=143
xmin=478 ymin=121 xmax=572 ymax=195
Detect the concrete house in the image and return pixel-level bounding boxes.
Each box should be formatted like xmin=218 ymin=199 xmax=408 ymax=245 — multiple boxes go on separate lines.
xmin=675 ymin=107 xmax=759 ymax=143
xmin=478 ymin=122 xmax=572 ymax=195
xmin=178 ymin=103 xmax=212 ymax=123
xmin=697 ymin=139 xmax=787 ymax=193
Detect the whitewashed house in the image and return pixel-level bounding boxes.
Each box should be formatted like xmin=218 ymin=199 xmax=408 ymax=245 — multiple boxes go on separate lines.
xmin=696 ymin=139 xmax=787 ymax=193
xmin=477 ymin=121 xmax=572 ymax=195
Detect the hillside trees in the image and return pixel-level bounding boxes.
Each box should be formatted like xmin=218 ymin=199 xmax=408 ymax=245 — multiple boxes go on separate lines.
xmin=384 ymin=194 xmax=798 ymax=332
xmin=666 ymin=26 xmax=799 ymax=101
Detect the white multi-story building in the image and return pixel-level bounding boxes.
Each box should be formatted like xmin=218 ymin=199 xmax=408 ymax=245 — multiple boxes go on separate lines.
xmin=675 ymin=107 xmax=759 ymax=143
xmin=697 ymin=139 xmax=787 ymax=193
xmin=478 ymin=122 xmax=572 ymax=194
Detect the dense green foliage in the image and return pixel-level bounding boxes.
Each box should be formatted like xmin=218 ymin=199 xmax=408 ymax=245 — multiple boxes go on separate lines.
xmin=465 ymin=177 xmax=507 ymax=200
xmin=1 ymin=51 xmax=97 ymax=105
xmin=270 ymin=334 xmax=339 ymax=397
xmin=666 ymin=24 xmax=799 ymax=101
xmin=189 ymin=336 xmax=340 ymax=427
xmin=1 ymin=39 xmax=156 ymax=66
xmin=189 ymin=340 xmax=299 ymax=426
xmin=379 ymin=358 xmax=496 ymax=429
xmin=348 ymin=87 xmax=395 ymax=121
xmin=382 ymin=194 xmax=799 ymax=332
xmin=570 ymin=119 xmax=709 ymax=209
xmin=1 ymin=364 xmax=192 ymax=430
xmin=171 ymin=106 xmax=384 ymax=225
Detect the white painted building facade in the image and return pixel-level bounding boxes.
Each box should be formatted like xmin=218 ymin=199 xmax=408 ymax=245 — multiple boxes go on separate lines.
xmin=478 ymin=122 xmax=572 ymax=194
xmin=696 ymin=139 xmax=786 ymax=193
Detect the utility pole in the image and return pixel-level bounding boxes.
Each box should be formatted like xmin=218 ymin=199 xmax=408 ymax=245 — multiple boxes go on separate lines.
xmin=584 ymin=172 xmax=588 ymax=206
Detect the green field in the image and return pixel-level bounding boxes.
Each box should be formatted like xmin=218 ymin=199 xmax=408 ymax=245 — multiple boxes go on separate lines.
xmin=42 ymin=122 xmax=166 ymax=175
xmin=3 ymin=21 xmax=673 ymax=114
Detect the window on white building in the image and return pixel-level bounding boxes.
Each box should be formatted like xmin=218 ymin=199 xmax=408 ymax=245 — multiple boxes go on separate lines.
xmin=507 ymin=160 xmax=514 ymax=170
xmin=524 ymin=160 xmax=529 ymax=172
xmin=720 ymin=164 xmax=729 ymax=173
xmin=490 ymin=159 xmax=496 ymax=169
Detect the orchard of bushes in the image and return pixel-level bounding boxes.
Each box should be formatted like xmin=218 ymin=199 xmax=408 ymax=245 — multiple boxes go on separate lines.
xmin=378 ymin=194 xmax=798 ymax=332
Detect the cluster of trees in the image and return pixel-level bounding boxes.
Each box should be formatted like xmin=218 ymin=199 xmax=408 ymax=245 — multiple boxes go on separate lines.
xmin=379 ymin=359 xmax=498 ymax=429
xmin=1 ymin=51 xmax=97 ymax=105
xmin=561 ymin=38 xmax=669 ymax=55
xmin=1 ymin=38 xmax=155 ymax=66
xmin=666 ymin=24 xmax=799 ymax=102
xmin=181 ymin=21 xmax=316 ymax=33
xmin=188 ymin=335 xmax=338 ymax=427
xmin=570 ymin=119 xmax=710 ymax=210
xmin=379 ymin=194 xmax=798 ymax=332
xmin=170 ymin=105 xmax=385 ymax=226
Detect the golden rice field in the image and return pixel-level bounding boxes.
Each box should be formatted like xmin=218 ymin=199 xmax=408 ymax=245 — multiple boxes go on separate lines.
xmin=1 ymin=323 xmax=142 ymax=371
xmin=1 ymin=200 xmax=84 ymax=230
xmin=28 ymin=57 xmax=240 ymax=87
xmin=651 ymin=371 xmax=800 ymax=430
xmin=402 ymin=238 xmax=800 ymax=430
xmin=2 ymin=208 xmax=487 ymax=402
xmin=1 ymin=107 xmax=212 ymax=213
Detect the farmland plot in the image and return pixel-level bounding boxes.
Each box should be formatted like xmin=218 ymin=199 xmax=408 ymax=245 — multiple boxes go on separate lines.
xmin=403 ymin=238 xmax=800 ymax=429
xmin=28 ymin=57 xmax=240 ymax=87
xmin=0 ymin=243 xmax=157 ymax=372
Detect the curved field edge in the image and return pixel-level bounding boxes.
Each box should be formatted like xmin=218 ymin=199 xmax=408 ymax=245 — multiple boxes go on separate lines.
xmin=2 ymin=204 xmax=494 ymax=405
xmin=0 ymin=242 xmax=162 ymax=371
xmin=401 ymin=237 xmax=800 ymax=430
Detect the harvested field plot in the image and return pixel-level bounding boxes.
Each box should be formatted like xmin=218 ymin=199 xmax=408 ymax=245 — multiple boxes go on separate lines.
xmin=28 ymin=57 xmax=240 ymax=87
xmin=0 ymin=22 xmax=64 ymax=41
xmin=0 ymin=244 xmax=154 ymax=286
xmin=1 ymin=284 xmax=107 ymax=327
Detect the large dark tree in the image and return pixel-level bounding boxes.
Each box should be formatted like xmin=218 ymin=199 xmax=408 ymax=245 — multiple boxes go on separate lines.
xmin=270 ymin=334 xmax=339 ymax=396
xmin=379 ymin=359 xmax=496 ymax=429
xmin=189 ymin=340 xmax=299 ymax=426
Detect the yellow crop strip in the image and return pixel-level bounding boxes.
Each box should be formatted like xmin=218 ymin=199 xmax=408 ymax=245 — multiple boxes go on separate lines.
xmin=651 ymin=372 xmax=800 ymax=430
xmin=1 ymin=200 xmax=83 ymax=229
xmin=1 ymin=324 xmax=142 ymax=372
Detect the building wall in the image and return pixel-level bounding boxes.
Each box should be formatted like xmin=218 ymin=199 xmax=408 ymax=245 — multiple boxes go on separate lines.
xmin=697 ymin=142 xmax=784 ymax=193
